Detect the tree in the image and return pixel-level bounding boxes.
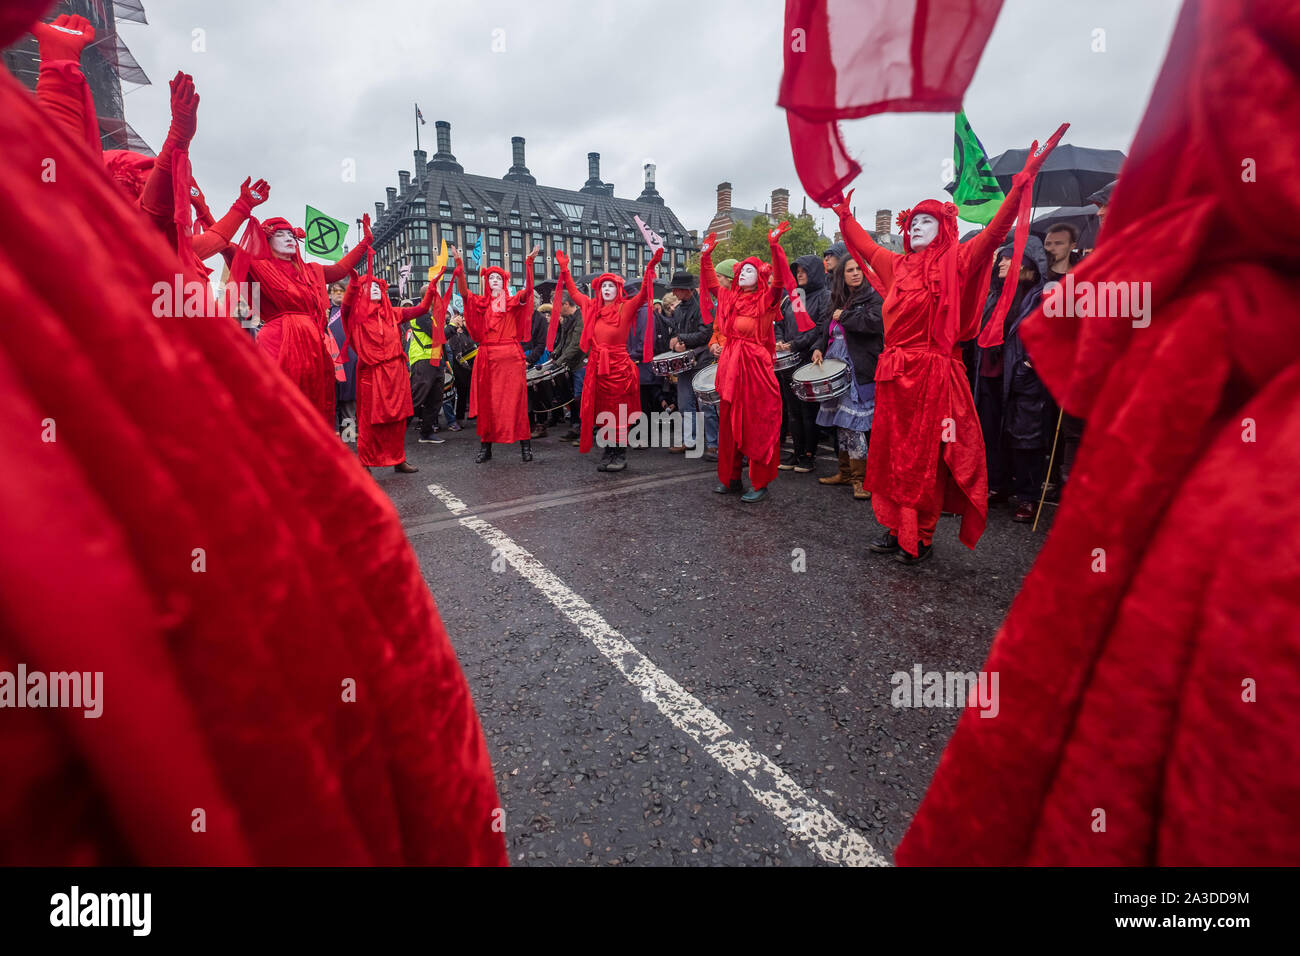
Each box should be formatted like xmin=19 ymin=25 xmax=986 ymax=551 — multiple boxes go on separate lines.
xmin=685 ymin=213 xmax=829 ymax=274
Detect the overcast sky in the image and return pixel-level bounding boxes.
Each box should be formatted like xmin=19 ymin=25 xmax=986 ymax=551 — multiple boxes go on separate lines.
xmin=114 ymin=0 xmax=1181 ymax=254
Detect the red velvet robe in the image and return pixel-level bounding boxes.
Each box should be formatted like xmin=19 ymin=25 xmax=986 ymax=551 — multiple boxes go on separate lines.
xmin=456 ymin=261 xmax=534 ymax=443
xmin=342 ymin=277 xmax=440 ymax=466
xmin=838 ymin=187 xmax=1030 ymax=556
xmin=560 ymin=265 xmax=656 ymax=453
xmin=700 ymin=248 xmax=788 ymax=487
xmin=0 ymin=2 xmax=504 ymax=865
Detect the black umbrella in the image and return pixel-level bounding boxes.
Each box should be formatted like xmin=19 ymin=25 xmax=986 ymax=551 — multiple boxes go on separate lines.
xmin=988 ymin=143 xmax=1126 ymax=208
xmin=534 ymin=279 xmax=558 ymax=298
xmin=1030 ymin=205 xmax=1099 ymax=243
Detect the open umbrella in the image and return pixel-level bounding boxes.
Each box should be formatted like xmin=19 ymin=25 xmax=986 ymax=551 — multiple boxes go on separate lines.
xmin=988 ymin=143 xmax=1126 ymax=208
xmin=534 ymin=279 xmax=558 ymax=298
xmin=1030 ymin=205 xmax=1100 ymax=248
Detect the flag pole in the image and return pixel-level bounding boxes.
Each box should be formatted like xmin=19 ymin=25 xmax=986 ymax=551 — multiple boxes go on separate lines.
xmin=414 ymin=103 xmax=420 ymax=153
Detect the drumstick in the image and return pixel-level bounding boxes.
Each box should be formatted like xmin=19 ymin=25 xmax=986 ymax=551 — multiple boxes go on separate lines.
xmin=1032 ymin=408 xmax=1065 ymax=532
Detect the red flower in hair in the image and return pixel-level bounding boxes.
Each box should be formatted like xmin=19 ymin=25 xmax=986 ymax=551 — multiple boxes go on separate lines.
xmin=896 ymin=209 xmax=911 ymax=231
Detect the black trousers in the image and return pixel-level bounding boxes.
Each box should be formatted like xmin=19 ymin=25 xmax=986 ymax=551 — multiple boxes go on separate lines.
xmin=453 ymin=362 xmax=472 ymax=421
xmin=410 ymin=362 xmax=440 ymax=437
xmin=1011 ymin=446 xmax=1047 ymax=501
xmin=780 ymin=375 xmax=820 ymax=459
xmin=977 ymin=376 xmax=1011 ymax=494
xmin=1060 ymin=412 xmax=1084 ymax=485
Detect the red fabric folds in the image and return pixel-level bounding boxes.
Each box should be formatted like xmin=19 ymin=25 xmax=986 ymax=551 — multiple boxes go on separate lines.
xmin=898 ymin=0 xmax=1300 ymax=865
xmin=457 ymin=259 xmax=535 ymax=443
xmin=779 ymin=0 xmax=1004 ymax=204
xmin=0 ymin=52 xmax=504 ymax=865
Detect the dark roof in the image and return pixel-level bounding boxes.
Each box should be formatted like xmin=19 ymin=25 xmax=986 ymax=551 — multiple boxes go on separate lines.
xmin=375 ymin=166 xmax=694 ymax=249
xmin=721 ymin=207 xmax=768 ymax=227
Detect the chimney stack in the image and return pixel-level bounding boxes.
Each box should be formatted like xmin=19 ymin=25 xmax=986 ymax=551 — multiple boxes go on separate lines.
xmin=875 ymin=209 xmax=892 ymax=236
xmin=375 ymin=202 xmax=385 ymax=221
xmin=580 ymin=152 xmax=604 ymax=194
xmin=716 ymin=182 xmax=732 ymax=214
xmin=504 ymin=135 xmax=536 ymax=184
xmin=771 ymin=188 xmax=790 ymax=218
xmin=386 ymin=187 xmax=397 ymax=211
xmin=398 ymin=170 xmax=411 ymax=196
xmin=413 ymin=148 xmax=427 ymax=171
xmin=638 ymin=162 xmax=664 ymax=205
xmin=429 ymin=120 xmax=463 ymax=173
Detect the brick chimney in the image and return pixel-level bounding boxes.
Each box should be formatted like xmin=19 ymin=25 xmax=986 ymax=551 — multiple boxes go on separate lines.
xmin=386 ymin=187 xmax=397 ymax=211
xmin=429 ymin=120 xmax=463 ymax=173
xmin=397 ymin=170 xmax=411 ymax=196
xmin=374 ymin=202 xmax=385 ymax=221
xmin=876 ymin=209 xmax=892 ymax=236
xmin=413 ymin=149 xmax=427 ymax=175
xmin=581 ymin=152 xmax=604 ymax=193
xmin=716 ymin=182 xmax=732 ymax=214
xmin=771 ymin=188 xmax=790 ymax=217
xmin=504 ymin=135 xmax=536 ymax=184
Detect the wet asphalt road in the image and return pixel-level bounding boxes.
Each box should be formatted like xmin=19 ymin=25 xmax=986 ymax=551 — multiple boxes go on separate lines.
xmin=376 ymin=420 xmax=1050 ymax=866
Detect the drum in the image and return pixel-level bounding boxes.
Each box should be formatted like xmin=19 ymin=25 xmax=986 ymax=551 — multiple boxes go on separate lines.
xmin=790 ymin=358 xmax=851 ymax=403
xmin=458 ymin=346 xmax=478 ymax=368
xmin=651 ymin=349 xmax=697 ymax=377
xmin=773 ymin=349 xmax=800 ymax=372
xmin=442 ymin=361 xmax=455 ymax=396
xmin=526 ymin=359 xmax=573 ymax=413
xmin=692 ymin=362 xmax=721 ymax=407
xmin=526 ymin=358 xmax=568 ymax=386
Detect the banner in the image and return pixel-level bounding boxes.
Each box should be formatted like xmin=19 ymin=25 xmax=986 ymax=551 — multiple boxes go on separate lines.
xmin=303 ymin=205 xmax=349 ymax=262
xmin=949 ymin=110 xmax=1005 ymax=225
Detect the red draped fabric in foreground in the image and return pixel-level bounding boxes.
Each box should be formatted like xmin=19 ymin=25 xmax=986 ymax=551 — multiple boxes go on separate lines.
xmin=0 ymin=8 xmax=504 ymax=864
xmin=898 ymin=0 xmax=1300 ymax=865
xmin=778 ymin=0 xmax=1004 ymax=203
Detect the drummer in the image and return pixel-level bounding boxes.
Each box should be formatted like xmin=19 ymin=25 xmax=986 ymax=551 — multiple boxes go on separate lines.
xmin=777 ymin=255 xmax=832 ymax=474
xmin=810 ymin=255 xmax=885 ymax=499
xmin=552 ymin=292 xmax=587 ymax=444
xmin=665 ymin=271 xmax=719 ymax=456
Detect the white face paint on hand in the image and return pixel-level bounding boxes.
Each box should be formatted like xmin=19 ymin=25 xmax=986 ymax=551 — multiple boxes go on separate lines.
xmin=269 ymin=229 xmax=297 ymax=256
xmin=487 ymin=273 xmax=504 ymax=292
xmin=909 ymin=213 xmax=939 ymax=251
xmin=738 ymin=263 xmax=759 ymax=288
xmin=600 ymin=281 xmax=618 ymax=302
xmin=369 ymin=281 xmax=383 ymax=302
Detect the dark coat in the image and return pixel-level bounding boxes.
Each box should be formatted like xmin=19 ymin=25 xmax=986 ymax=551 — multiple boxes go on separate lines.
xmin=328 ymin=305 xmax=357 ymax=402
xmin=815 ymin=282 xmax=884 ymax=385
xmin=523 ymin=309 xmax=549 ymax=365
xmin=552 ymin=307 xmax=586 ymax=370
xmin=669 ymin=291 xmax=712 ymax=363
xmin=627 ymin=305 xmax=672 ymax=384
xmin=786 ymin=254 xmax=832 ymax=360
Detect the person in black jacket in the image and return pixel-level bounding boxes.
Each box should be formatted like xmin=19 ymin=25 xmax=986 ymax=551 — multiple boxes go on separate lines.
xmin=551 ymin=294 xmax=586 ymax=442
xmin=625 ymin=279 xmax=672 ymax=424
xmin=524 ymin=298 xmax=558 ymax=438
xmin=777 ymin=253 xmax=832 ymax=472
xmin=443 ymin=310 xmax=476 ymax=425
xmin=810 ymin=255 xmax=884 ymax=498
xmin=974 ymin=235 xmax=1051 ymax=522
xmin=664 ymin=271 xmax=720 ymax=454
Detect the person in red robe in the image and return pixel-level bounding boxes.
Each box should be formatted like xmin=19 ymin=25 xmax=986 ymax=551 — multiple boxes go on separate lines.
xmin=230 ymin=214 xmax=370 ymax=427
xmin=341 ymin=256 xmax=457 ymax=473
xmin=555 ymin=246 xmax=663 ymax=472
xmin=832 ymin=129 xmax=1063 ymax=561
xmin=897 ymin=0 xmax=1300 ymax=865
xmin=1 ymin=0 xmax=504 ymax=865
xmin=699 ymin=222 xmax=804 ymax=502
xmin=453 ymin=244 xmax=539 ymax=462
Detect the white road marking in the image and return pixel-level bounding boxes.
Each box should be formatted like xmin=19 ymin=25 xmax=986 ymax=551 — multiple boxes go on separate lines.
xmin=427 ymin=482 xmax=890 ymax=867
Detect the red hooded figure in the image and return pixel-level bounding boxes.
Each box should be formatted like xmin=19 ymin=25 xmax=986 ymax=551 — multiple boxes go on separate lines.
xmin=455 ymin=252 xmax=537 ymax=456
xmin=230 ymin=214 xmax=369 ymax=426
xmin=833 ymin=128 xmax=1064 ymax=558
xmin=0 ymin=1 xmax=504 ymax=865
xmin=341 ymin=259 xmax=454 ymax=470
xmin=557 ymin=246 xmax=663 ymax=468
xmin=699 ymin=223 xmax=801 ymax=499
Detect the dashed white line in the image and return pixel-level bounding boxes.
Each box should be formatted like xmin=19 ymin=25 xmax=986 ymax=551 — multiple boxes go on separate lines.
xmin=427 ymin=482 xmax=889 ymax=867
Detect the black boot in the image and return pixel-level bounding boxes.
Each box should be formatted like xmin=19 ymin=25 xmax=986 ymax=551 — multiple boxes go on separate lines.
xmin=596 ymin=447 xmax=615 ymax=472
xmin=868 ymin=530 xmax=900 ymax=554
xmin=606 ymin=447 xmax=627 ymax=472
xmin=713 ymin=478 xmax=743 ymax=494
xmin=475 ymin=442 xmax=492 ymax=463
xmin=520 ymin=440 xmax=533 ymax=462
xmin=896 ymin=542 xmax=934 ymax=565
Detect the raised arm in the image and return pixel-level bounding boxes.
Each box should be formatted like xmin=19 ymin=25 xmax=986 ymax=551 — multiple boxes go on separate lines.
xmin=322 ymin=213 xmax=372 ymax=283
xmin=555 ymin=249 xmax=592 ymax=313
xmin=399 ymin=279 xmax=439 ymax=324
xmin=139 ymin=72 xmax=199 ymax=227
xmin=965 ymin=124 xmax=1068 ymax=267
xmin=768 ymin=222 xmax=795 ymax=295
xmin=515 ymin=246 xmax=540 ymax=342
xmin=698 ymin=233 xmax=721 ymax=295
xmin=193 ymin=178 xmax=268 ymax=260
xmin=831 ymin=190 xmax=897 ymax=288
xmin=621 ymin=247 xmax=663 ymax=325
xmin=31 ymin=15 xmax=101 ymax=152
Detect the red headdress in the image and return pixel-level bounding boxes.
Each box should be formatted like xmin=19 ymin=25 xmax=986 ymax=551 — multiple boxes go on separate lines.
xmin=897 ymin=200 xmax=968 ymax=352
xmin=479 ymin=265 xmax=517 ymax=334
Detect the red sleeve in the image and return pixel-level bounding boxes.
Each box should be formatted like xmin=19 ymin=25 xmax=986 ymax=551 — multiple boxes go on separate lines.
xmin=35 ymin=61 xmax=100 ymax=153
xmin=560 ymin=265 xmax=593 ymax=314
xmin=699 ymin=248 xmax=720 ymax=294
xmin=193 ymin=198 xmax=252 ymax=260
xmin=398 ymin=281 xmax=438 ymax=324
xmin=963 ymin=175 xmax=1030 ymax=270
xmin=838 ymin=212 xmax=897 ymax=288
xmin=322 ymin=242 xmax=367 ymax=283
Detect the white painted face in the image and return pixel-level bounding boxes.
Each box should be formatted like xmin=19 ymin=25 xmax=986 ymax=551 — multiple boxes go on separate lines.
xmin=487 ymin=273 xmax=504 ymax=292
xmin=738 ymin=263 xmax=759 ymax=288
xmin=369 ymin=281 xmax=383 ymax=302
xmin=600 ymin=280 xmax=618 ymax=302
xmin=269 ymin=229 xmax=297 ymax=256
xmin=909 ymin=214 xmax=939 ymax=251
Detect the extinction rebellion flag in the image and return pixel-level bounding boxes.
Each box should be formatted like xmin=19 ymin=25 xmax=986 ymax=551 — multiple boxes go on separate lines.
xmin=303 ymin=205 xmax=349 ymax=262
xmin=949 ymin=110 xmax=1005 ymax=225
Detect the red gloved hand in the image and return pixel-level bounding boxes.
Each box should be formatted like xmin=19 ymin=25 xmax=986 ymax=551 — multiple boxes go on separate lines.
xmin=831 ymin=189 xmax=855 ymax=221
xmin=555 ymin=249 xmax=569 ymax=269
xmin=362 ymin=213 xmax=374 ymax=246
xmin=33 ymin=14 xmax=94 ymax=62
xmin=190 ymin=183 xmax=212 ymax=221
xmin=768 ymin=220 xmax=792 ymax=242
xmin=1015 ymin=123 xmax=1069 ymax=187
xmin=698 ymin=232 xmax=718 ymax=255
xmin=649 ymin=246 xmax=664 ymax=268
xmin=240 ymin=177 xmax=270 ymax=208
xmin=168 ymin=72 xmax=199 ymax=145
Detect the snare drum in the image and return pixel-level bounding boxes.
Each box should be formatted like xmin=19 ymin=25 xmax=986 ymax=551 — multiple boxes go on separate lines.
xmin=790 ymin=358 xmax=851 ymax=403
xmin=692 ymin=362 xmax=721 ymax=407
xmin=773 ymin=349 xmax=800 ymax=372
xmin=526 ymin=359 xmax=573 ymax=413
xmin=526 ymin=359 xmax=568 ymax=386
xmin=651 ymin=349 xmax=697 ymax=377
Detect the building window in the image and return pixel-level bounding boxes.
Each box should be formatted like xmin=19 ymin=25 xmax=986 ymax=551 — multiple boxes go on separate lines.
xmin=531 ymin=215 xmax=542 ymax=228
xmin=591 ymin=240 xmax=603 ymax=256
xmin=556 ymin=201 xmax=583 ymax=220
xmin=509 ymin=211 xmax=520 ymax=225
xmin=489 ymin=230 xmax=501 ymax=250
xmin=485 ymin=208 xmax=498 ymax=223
xmin=531 ymin=232 xmax=544 ymax=250
xmin=609 ymin=245 xmax=620 ymax=261
xmin=464 ymin=227 xmax=478 ymax=247
xmin=625 ymin=228 xmax=635 ymax=240
xmin=510 ymin=234 xmax=522 ymax=251
xmin=441 ymin=226 xmax=455 ymax=245
xmin=489 ymin=252 xmax=502 ymax=267
xmin=607 ymin=224 xmax=618 ymax=236
xmin=462 ymin=204 xmax=476 ymax=221
xmin=587 ymin=222 xmax=601 ymax=235
xmin=439 ymin=201 xmax=451 ymax=217
xmin=534 ymin=258 xmax=545 ymax=277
